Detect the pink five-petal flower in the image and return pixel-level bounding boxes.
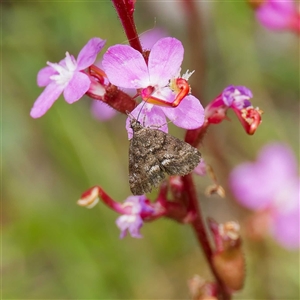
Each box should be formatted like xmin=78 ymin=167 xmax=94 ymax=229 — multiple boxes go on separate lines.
xmin=30 ymin=38 xmax=106 ymax=118
xmin=102 ymin=37 xmax=204 ymax=138
xmin=91 ymin=29 xmax=167 ymax=122
xmin=256 ymin=0 xmax=300 ymax=31
xmin=230 ymin=143 xmax=300 ymax=249
xmin=115 ymin=195 xmax=154 ymax=239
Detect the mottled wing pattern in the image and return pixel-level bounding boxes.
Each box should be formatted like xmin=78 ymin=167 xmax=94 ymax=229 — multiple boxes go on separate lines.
xmin=129 ymin=120 xmax=201 ymax=195
xmin=156 ymin=133 xmax=201 ymax=176
xmin=129 ymin=126 xmax=166 ymax=195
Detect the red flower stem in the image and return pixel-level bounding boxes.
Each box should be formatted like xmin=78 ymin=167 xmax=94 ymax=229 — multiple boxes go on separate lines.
xmin=96 ymin=186 xmax=125 ymax=214
xmin=111 ymin=0 xmax=143 ymax=53
xmin=182 ymin=174 xmax=231 ymax=300
xmin=86 ymin=85 xmax=137 ymax=114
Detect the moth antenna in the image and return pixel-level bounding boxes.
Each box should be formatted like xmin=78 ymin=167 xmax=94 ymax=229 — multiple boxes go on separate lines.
xmin=127 ymin=19 xmax=158 ymax=46
xmin=125 ymin=109 xmax=136 ymax=119
xmin=149 ymin=117 xmax=177 ymax=130
xmin=137 ymin=20 xmax=158 ymax=43
xmin=135 ymin=96 xmax=150 ymax=123
xmin=142 ymin=113 xmax=147 ymax=127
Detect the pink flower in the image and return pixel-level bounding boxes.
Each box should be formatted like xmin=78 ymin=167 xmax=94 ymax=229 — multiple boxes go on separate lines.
xmin=91 ymin=101 xmax=118 ymax=121
xmin=194 ymin=158 xmax=207 ymax=176
xmin=205 ymin=85 xmax=262 ymax=135
xmin=91 ymin=29 xmax=167 ymax=122
xmin=230 ymin=143 xmax=300 ymax=249
xmin=255 ymin=0 xmax=300 ymax=32
xmin=77 ymin=186 xmax=162 ymax=239
xmin=116 ymin=195 xmax=154 ymax=239
xmin=30 ymin=38 xmax=106 ymax=118
xmin=205 ymin=85 xmax=253 ymax=123
xmin=102 ymin=37 xmax=204 ymax=138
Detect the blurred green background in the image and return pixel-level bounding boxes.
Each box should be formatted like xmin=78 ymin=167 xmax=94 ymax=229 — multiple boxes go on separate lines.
xmin=2 ymin=1 xmax=299 ymax=299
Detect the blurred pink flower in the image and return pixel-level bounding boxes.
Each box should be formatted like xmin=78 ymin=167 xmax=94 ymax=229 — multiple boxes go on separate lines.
xmin=30 ymin=38 xmax=106 ymax=118
xmin=140 ymin=28 xmax=168 ymax=49
xmin=255 ymin=0 xmax=300 ymax=32
xmin=91 ymin=101 xmax=118 ymax=121
xmin=194 ymin=158 xmax=207 ymax=176
xmin=230 ymin=143 xmax=300 ymax=249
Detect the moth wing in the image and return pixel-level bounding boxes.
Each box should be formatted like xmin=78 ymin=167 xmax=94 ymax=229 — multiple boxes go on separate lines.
xmin=157 ymin=134 xmax=201 ymax=176
xmin=129 ymin=138 xmax=165 ymax=195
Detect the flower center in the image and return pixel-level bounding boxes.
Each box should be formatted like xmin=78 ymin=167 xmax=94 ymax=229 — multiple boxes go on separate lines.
xmin=48 ymin=52 xmax=77 ymax=86
xmin=222 ymin=87 xmax=252 ymax=109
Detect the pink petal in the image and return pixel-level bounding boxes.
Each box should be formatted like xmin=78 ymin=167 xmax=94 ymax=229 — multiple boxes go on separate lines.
xmin=258 ymin=143 xmax=298 ymax=183
xmin=102 ymin=45 xmax=150 ymax=89
xmin=37 ymin=66 xmax=57 ymax=87
xmin=145 ymin=106 xmax=168 ymax=132
xmin=230 ymin=143 xmax=299 ymax=211
xmin=140 ymin=28 xmax=167 ymax=50
xmin=148 ymin=37 xmax=184 ymax=87
xmin=230 ymin=163 xmax=274 ymax=210
xmin=30 ymin=82 xmax=64 ymax=118
xmin=116 ymin=215 xmax=143 ymax=239
xmin=271 ymin=208 xmax=300 ymax=249
xmin=91 ymin=100 xmax=118 ymax=121
xmin=194 ymin=159 xmax=207 ymax=176
xmin=256 ymin=0 xmax=296 ymax=30
xmin=162 ymin=95 xmax=204 ymax=129
xmin=63 ymin=72 xmax=91 ymax=104
xmin=76 ymin=38 xmax=106 ymax=70
xmin=126 ymin=103 xmax=167 ymax=139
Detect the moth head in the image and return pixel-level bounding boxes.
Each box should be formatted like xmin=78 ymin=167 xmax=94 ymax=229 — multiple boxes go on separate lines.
xmin=130 ymin=118 xmax=142 ymax=130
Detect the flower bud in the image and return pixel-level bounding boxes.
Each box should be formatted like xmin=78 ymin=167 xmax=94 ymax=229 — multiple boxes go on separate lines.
xmin=169 ymin=175 xmax=184 ymax=199
xmin=209 ymin=219 xmax=245 ymax=291
xmin=188 ymin=275 xmax=218 ymax=300
xmin=205 ymin=184 xmax=225 ymax=198
xmin=77 ymin=186 xmax=99 ymax=208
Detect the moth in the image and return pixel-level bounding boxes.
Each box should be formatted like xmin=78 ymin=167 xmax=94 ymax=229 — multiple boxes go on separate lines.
xmin=129 ymin=118 xmax=201 ymax=195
